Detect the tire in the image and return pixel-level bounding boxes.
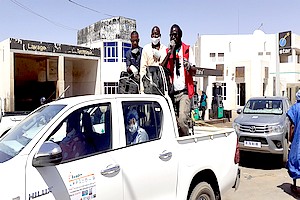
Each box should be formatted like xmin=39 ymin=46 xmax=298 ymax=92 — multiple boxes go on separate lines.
xmin=282 ymin=138 xmax=288 ymax=166
xmin=189 ymin=182 xmax=216 ymax=200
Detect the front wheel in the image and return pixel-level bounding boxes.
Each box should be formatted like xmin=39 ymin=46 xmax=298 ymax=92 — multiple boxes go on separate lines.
xmin=189 ymin=182 xmax=216 ymax=200
xmin=282 ymin=138 xmax=288 ymax=166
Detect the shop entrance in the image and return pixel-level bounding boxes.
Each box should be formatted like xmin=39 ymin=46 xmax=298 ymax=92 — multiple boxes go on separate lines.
xmin=14 ymin=54 xmax=57 ymax=111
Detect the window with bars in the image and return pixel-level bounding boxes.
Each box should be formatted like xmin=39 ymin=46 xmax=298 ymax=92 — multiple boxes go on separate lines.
xmin=104 ymin=42 xmax=118 ymax=62
xmin=218 ymin=53 xmax=224 ymax=62
xmin=210 ymin=53 xmax=216 ymax=62
xmin=104 ymin=82 xmax=118 ymax=94
xmin=122 ymin=42 xmax=131 ymax=62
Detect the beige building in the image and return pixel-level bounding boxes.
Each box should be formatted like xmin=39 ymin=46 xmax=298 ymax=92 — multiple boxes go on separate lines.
xmin=0 ymin=16 xmax=135 ymax=112
xmin=0 ymin=38 xmax=101 ymax=112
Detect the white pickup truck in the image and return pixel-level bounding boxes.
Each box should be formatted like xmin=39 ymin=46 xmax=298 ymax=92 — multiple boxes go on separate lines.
xmin=0 ymin=94 xmax=240 ymax=200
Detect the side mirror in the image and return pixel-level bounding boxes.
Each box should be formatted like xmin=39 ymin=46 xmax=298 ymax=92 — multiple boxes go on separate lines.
xmin=237 ymin=108 xmax=242 ymax=114
xmin=32 ymin=141 xmax=62 ymax=167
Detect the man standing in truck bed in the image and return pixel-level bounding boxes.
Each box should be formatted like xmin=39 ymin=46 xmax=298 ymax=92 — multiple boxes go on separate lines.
xmin=163 ymin=24 xmax=196 ymax=137
xmin=125 ymin=31 xmax=143 ymax=83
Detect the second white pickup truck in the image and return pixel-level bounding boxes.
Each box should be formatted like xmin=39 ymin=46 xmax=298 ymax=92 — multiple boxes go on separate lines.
xmin=0 ymin=94 xmax=240 ymax=200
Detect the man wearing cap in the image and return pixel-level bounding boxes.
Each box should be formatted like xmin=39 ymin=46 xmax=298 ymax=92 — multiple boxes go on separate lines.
xmin=126 ymin=109 xmax=149 ymax=145
xmin=287 ymin=90 xmax=300 ymax=196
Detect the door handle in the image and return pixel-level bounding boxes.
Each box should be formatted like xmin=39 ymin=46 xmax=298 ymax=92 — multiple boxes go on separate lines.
xmin=101 ymin=164 xmax=120 ymax=176
xmin=159 ymin=150 xmax=172 ymax=160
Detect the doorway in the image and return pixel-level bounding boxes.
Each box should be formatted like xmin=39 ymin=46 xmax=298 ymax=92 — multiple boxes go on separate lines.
xmin=237 ymin=83 xmax=246 ymax=106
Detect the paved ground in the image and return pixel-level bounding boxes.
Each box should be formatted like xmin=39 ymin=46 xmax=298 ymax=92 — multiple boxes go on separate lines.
xmin=210 ymin=113 xmax=299 ymax=200
xmin=223 ymin=151 xmax=298 ymax=200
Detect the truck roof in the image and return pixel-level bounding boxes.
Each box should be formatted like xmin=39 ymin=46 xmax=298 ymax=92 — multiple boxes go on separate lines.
xmin=248 ymin=96 xmax=288 ymax=101
xmin=47 ymin=94 xmax=167 ymax=106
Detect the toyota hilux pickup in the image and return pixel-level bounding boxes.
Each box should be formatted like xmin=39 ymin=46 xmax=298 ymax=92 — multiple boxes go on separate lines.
xmin=0 ymin=94 xmax=240 ymax=200
xmin=233 ymin=96 xmax=291 ymax=165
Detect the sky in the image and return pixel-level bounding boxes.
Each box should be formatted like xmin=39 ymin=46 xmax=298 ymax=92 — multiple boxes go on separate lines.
xmin=0 ymin=0 xmax=300 ymax=47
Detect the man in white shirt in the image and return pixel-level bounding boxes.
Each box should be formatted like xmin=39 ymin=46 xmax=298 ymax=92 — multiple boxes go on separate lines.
xmin=139 ymin=26 xmax=167 ymax=93
xmin=163 ymin=24 xmax=196 ymax=136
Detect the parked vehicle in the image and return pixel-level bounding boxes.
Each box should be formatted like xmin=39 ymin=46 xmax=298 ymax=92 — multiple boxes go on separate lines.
xmin=233 ymin=96 xmax=291 ymax=165
xmin=0 ymin=94 xmax=240 ymax=200
xmin=0 ymin=112 xmax=28 ymax=138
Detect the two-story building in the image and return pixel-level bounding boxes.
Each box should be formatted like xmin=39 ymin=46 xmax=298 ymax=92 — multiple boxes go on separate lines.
xmin=194 ymin=30 xmax=300 ymax=114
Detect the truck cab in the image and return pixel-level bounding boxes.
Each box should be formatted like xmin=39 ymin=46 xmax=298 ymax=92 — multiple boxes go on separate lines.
xmin=0 ymin=94 xmax=239 ymax=200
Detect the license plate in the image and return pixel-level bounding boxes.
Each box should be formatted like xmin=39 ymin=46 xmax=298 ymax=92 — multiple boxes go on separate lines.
xmin=244 ymin=141 xmax=261 ymax=148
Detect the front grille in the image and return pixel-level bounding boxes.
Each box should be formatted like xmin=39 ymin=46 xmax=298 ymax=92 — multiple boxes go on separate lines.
xmin=239 ymin=136 xmax=268 ymax=145
xmin=239 ymin=124 xmax=269 ymax=134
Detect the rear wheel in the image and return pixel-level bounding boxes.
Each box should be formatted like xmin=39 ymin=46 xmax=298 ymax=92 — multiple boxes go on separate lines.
xmin=189 ymin=182 xmax=216 ymax=200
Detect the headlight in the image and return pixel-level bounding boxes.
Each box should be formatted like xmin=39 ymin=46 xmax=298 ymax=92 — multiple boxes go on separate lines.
xmin=233 ymin=122 xmax=240 ymax=133
xmin=268 ymin=125 xmax=284 ymax=133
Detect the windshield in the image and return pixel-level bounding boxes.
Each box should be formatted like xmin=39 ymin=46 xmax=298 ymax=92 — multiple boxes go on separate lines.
xmin=243 ymin=99 xmax=283 ymax=114
xmin=0 ymin=105 xmax=65 ymax=163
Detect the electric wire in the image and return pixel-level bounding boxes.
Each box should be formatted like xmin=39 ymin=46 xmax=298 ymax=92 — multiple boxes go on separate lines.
xmin=10 ymin=0 xmax=78 ymax=31
xmin=68 ymin=0 xmax=114 ymax=17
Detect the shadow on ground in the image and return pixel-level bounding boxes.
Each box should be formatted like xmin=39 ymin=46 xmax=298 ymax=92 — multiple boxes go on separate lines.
xmin=277 ymin=183 xmax=300 ymax=200
xmin=240 ymin=151 xmax=284 ymax=170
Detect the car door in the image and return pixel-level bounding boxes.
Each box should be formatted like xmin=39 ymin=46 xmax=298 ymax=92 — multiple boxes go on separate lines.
xmin=114 ymin=99 xmax=178 ymax=200
xmin=25 ymin=101 xmax=124 ymax=200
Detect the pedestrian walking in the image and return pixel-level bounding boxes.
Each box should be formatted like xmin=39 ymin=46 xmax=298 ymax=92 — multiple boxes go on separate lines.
xmin=199 ymin=90 xmax=207 ymax=120
xmin=286 ymin=90 xmax=300 ymax=196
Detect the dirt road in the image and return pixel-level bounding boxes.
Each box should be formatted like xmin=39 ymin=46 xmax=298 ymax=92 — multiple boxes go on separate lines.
xmin=211 ymin=118 xmax=299 ymax=200
xmin=223 ymin=151 xmax=299 ymax=200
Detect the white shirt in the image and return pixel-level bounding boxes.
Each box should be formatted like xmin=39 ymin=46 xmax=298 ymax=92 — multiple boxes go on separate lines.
xmin=173 ymin=46 xmax=195 ymax=91
xmin=139 ymin=43 xmax=167 ymax=92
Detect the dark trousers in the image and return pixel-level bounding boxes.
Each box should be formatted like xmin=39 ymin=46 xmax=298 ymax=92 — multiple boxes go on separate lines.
xmin=200 ymin=106 xmax=206 ymax=120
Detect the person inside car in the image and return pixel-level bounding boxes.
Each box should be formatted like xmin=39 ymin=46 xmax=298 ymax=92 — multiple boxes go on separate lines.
xmin=126 ymin=109 xmax=149 ymax=145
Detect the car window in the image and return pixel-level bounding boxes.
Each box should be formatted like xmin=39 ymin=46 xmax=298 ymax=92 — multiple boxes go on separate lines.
xmin=243 ymin=99 xmax=283 ymax=114
xmin=47 ymin=103 xmax=112 ymax=162
xmin=122 ymin=101 xmax=163 ymax=146
xmin=0 ymin=105 xmax=65 ymax=163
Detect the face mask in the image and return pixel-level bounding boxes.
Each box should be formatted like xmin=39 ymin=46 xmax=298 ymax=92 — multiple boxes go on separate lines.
xmin=151 ymin=37 xmax=160 ymax=45
xmin=131 ymin=48 xmax=139 ymax=54
xmin=128 ymin=122 xmax=138 ymax=133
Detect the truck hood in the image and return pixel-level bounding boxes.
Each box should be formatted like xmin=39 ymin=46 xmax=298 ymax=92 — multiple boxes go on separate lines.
xmin=234 ymin=114 xmax=285 ymax=125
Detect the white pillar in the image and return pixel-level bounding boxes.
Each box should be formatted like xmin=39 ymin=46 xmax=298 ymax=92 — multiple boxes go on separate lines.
xmin=57 ymin=55 xmax=65 ymax=98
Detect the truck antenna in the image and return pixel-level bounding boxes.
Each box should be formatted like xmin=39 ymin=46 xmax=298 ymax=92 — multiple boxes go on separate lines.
xmin=56 ymin=85 xmax=70 ymax=101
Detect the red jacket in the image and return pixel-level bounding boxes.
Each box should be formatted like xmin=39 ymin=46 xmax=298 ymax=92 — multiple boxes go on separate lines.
xmin=166 ymin=42 xmax=194 ymax=99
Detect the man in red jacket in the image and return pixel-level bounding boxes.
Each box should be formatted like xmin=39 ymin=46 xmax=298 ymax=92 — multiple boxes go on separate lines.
xmin=163 ymin=24 xmax=196 ymax=136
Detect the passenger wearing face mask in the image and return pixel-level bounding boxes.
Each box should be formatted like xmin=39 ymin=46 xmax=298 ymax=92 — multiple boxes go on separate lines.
xmin=125 ymin=31 xmax=143 ymax=82
xmin=140 ymin=26 xmax=168 ymax=93
xmin=126 ymin=109 xmax=149 ymax=145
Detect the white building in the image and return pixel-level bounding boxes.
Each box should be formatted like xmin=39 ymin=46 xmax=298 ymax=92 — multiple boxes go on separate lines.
xmin=194 ymin=30 xmax=300 ymax=115
xmin=78 ymin=16 xmax=136 ymax=94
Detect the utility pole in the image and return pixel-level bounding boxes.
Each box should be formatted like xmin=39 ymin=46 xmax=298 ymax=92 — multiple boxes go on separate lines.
xmin=276 ymin=33 xmax=280 ymax=96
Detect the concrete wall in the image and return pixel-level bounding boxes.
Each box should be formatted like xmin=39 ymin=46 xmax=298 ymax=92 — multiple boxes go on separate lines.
xmin=77 ymin=16 xmax=136 ymax=45
xmin=0 ymin=39 xmax=14 ymax=111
